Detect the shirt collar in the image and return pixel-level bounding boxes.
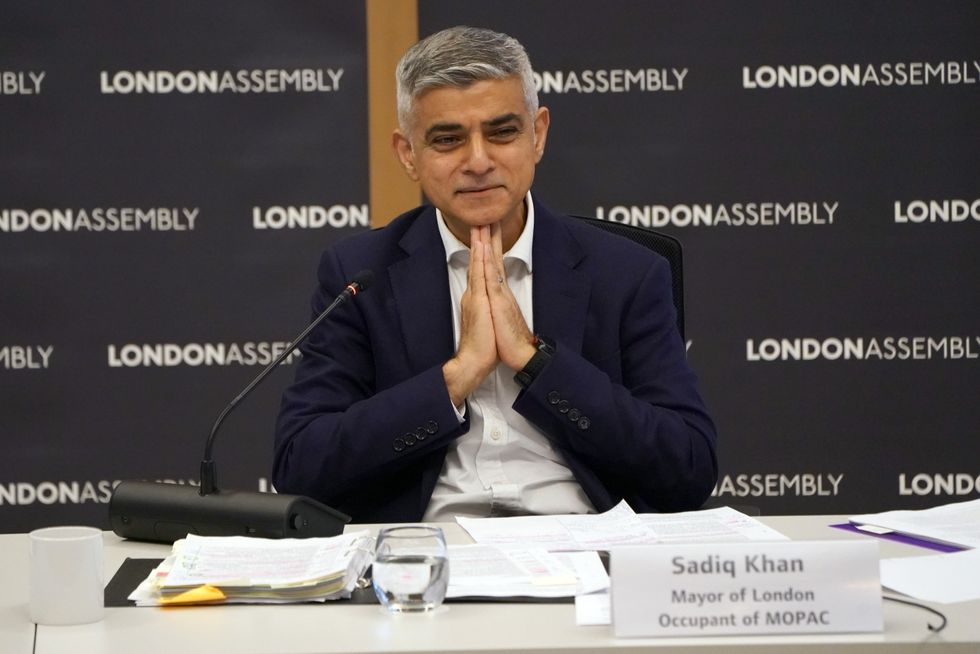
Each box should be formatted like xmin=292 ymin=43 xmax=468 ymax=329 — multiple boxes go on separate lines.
xmin=436 ymin=191 xmax=535 ymax=273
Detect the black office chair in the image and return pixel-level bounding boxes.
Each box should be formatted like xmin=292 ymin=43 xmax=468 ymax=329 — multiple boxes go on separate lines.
xmin=572 ymin=215 xmax=685 ymax=340
xmin=572 ymin=216 xmax=756 ymax=515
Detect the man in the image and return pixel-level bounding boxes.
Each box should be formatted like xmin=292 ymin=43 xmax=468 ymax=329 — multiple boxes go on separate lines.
xmin=273 ymin=26 xmax=717 ymax=522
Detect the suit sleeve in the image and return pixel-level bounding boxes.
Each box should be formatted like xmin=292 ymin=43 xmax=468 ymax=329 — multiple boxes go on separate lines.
xmin=272 ymin=249 xmax=465 ymax=504
xmin=512 ymin=255 xmax=718 ymax=511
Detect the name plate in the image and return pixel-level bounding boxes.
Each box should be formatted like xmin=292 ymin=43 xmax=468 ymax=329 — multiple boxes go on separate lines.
xmin=611 ymin=540 xmax=882 ymax=638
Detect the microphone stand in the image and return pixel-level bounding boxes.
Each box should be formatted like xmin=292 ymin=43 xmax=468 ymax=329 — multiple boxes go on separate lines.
xmin=109 ymin=273 xmax=372 ymax=543
xmin=199 ymin=281 xmax=364 ymax=495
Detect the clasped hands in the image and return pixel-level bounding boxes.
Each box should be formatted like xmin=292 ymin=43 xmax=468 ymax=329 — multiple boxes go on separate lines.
xmin=443 ymin=224 xmax=537 ymax=407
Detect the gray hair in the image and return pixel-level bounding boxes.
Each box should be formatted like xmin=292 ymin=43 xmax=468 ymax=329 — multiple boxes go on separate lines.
xmin=395 ymin=26 xmax=539 ymax=132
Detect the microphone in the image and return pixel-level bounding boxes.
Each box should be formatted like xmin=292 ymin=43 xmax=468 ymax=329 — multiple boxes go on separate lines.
xmin=109 ymin=270 xmax=375 ymax=543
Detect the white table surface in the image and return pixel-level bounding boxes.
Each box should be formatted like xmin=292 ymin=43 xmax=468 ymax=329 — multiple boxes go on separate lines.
xmin=2 ymin=515 xmax=977 ymax=654
xmin=0 ymin=528 xmax=35 ymax=654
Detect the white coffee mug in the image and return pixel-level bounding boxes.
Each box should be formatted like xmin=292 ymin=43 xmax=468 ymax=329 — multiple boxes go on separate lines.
xmin=29 ymin=526 xmax=104 ymax=625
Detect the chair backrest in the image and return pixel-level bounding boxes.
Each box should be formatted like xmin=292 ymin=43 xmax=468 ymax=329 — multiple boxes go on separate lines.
xmin=572 ymin=215 xmax=685 ymax=340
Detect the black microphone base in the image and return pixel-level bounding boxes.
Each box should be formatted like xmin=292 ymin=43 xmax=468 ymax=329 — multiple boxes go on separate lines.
xmin=108 ymin=480 xmax=351 ymax=543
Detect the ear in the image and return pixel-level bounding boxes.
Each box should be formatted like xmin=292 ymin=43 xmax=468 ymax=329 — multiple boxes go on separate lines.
xmin=392 ymin=130 xmax=419 ymax=181
xmin=532 ymin=106 xmax=550 ymax=163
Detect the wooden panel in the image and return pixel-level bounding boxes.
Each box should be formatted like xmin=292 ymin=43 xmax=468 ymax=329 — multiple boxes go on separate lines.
xmin=366 ymin=0 xmax=420 ymax=226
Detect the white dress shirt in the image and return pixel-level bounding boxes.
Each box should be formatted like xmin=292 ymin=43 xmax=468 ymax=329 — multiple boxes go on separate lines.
xmin=422 ymin=193 xmax=596 ymax=521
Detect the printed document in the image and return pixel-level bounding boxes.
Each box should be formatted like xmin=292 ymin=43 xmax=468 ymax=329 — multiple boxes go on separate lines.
xmin=457 ymin=500 xmax=787 ymax=551
xmin=880 ymin=548 xmax=980 ymax=604
xmin=128 ymin=530 xmax=373 ymax=606
xmin=446 ymin=545 xmax=608 ymax=598
xmin=851 ymin=498 xmax=980 ymax=549
xmin=638 ymin=505 xmax=788 ymax=543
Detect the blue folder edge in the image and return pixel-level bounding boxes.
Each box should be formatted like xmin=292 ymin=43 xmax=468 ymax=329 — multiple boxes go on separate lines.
xmin=829 ymin=523 xmax=967 ymax=553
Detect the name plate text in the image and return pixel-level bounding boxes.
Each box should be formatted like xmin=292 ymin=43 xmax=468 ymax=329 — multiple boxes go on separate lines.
xmin=611 ymin=540 xmax=882 ymax=637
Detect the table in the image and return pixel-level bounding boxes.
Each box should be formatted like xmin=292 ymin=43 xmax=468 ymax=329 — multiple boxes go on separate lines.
xmin=0 ymin=529 xmax=34 ymax=654
xmin=3 ymin=515 xmax=978 ymax=653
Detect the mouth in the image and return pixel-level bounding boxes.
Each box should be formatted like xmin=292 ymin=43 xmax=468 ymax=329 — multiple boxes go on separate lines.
xmin=457 ymin=185 xmax=503 ymax=195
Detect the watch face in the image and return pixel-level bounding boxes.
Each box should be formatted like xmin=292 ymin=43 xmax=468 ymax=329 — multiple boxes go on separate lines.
xmin=535 ymin=334 xmax=555 ymax=355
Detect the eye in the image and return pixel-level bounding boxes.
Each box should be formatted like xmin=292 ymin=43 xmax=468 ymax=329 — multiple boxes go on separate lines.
xmin=490 ymin=126 xmax=520 ymax=141
xmin=430 ymin=134 xmax=462 ymax=149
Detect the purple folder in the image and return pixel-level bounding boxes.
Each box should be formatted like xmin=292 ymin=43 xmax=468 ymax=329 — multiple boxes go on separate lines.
xmin=830 ymin=523 xmax=967 ymax=553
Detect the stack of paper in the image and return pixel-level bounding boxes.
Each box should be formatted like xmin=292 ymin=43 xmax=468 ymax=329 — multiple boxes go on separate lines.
xmin=455 ymin=500 xmax=791 ymax=626
xmin=125 ymin=502 xmax=786 ymax=609
xmin=848 ymin=499 xmax=980 ymax=605
xmin=446 ymin=545 xmax=608 ymax=599
xmin=879 ymin=549 xmax=980 ymax=604
xmin=129 ymin=530 xmax=373 ymax=606
xmin=457 ymin=500 xmax=788 ymax=550
xmin=850 ymin=498 xmax=980 ymax=549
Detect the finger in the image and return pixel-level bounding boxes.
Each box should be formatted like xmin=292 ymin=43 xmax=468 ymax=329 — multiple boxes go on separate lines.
xmin=483 ymin=242 xmax=506 ymax=292
xmin=477 ymin=224 xmax=491 ymax=251
xmin=489 ymin=222 xmax=505 ymax=264
xmin=468 ymin=228 xmax=488 ymax=295
xmin=486 ymin=225 xmax=507 ymax=291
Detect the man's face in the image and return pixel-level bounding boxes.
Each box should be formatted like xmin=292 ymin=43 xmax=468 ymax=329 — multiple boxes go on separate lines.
xmin=393 ymin=76 xmax=549 ymax=245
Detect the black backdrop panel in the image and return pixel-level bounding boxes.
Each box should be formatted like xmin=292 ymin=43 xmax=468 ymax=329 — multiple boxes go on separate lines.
xmin=0 ymin=1 xmax=368 ymax=532
xmin=419 ymin=0 xmax=980 ymax=514
xmin=2 ymin=2 xmax=978 ymax=532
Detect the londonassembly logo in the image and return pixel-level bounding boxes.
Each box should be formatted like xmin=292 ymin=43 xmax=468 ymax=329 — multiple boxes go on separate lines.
xmin=898 ymin=473 xmax=980 ymax=497
xmin=1 ymin=70 xmax=45 ymax=94
xmin=107 ymin=341 xmax=300 ymax=368
xmin=100 ymin=68 xmax=344 ymax=94
xmin=742 ymin=60 xmax=979 ymax=89
xmin=595 ymin=201 xmax=839 ymax=228
xmin=1 ymin=345 xmax=53 ymax=370
xmin=712 ymin=473 xmax=844 ymax=498
xmin=0 ymin=478 xmax=198 ymax=506
xmin=534 ymin=67 xmax=688 ymax=94
xmin=252 ymin=204 xmax=369 ymax=230
xmin=746 ymin=336 xmax=980 ymax=362
xmin=894 ymin=199 xmax=980 ymax=224
xmin=0 ymin=207 xmax=198 ymax=233
xmin=0 ymin=481 xmax=115 ymax=506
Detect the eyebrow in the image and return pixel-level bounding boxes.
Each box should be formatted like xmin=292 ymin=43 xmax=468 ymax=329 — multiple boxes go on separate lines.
xmin=485 ymin=113 xmax=523 ymax=128
xmin=423 ymin=113 xmax=524 ymax=141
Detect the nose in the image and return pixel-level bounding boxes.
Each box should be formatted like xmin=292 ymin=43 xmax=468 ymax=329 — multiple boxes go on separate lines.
xmin=462 ymin=135 xmax=494 ymax=176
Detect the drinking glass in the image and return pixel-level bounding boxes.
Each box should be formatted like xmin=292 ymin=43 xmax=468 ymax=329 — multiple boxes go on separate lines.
xmin=372 ymin=525 xmax=449 ymax=612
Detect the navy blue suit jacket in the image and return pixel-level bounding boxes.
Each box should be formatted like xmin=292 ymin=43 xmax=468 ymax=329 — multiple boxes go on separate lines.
xmin=273 ymin=198 xmax=717 ymax=522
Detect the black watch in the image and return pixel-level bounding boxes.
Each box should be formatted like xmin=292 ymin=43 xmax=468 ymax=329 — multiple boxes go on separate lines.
xmin=514 ymin=335 xmax=555 ymax=389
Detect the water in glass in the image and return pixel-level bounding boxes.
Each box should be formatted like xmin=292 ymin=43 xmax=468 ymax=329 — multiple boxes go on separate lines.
xmin=372 ymin=526 xmax=449 ymax=612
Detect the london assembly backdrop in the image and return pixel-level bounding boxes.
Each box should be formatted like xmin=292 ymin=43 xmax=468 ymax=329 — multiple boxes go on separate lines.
xmin=1 ymin=1 xmax=977 ymax=532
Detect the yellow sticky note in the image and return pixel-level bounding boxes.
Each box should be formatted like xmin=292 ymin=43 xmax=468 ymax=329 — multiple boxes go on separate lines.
xmin=159 ymin=585 xmax=227 ymax=606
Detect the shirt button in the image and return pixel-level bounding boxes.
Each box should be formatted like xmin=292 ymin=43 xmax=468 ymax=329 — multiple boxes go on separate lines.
xmin=547 ymin=391 xmax=561 ymax=405
xmin=557 ymin=399 xmax=570 ymax=414
xmin=577 ymin=417 xmax=591 ymax=430
xmin=490 ymin=429 xmax=501 ymax=441
xmin=392 ymin=437 xmax=406 ymax=452
xmin=568 ymin=408 xmax=581 ymax=421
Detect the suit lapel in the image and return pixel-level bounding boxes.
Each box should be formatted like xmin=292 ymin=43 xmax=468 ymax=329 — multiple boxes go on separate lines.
xmin=531 ymin=203 xmax=590 ymax=353
xmin=388 ymin=208 xmax=456 ymax=372
xmin=386 ymin=201 xmax=591 ymax=370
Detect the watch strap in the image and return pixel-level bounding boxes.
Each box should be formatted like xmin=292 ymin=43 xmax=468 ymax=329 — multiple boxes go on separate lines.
xmin=514 ymin=335 xmax=554 ymax=388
